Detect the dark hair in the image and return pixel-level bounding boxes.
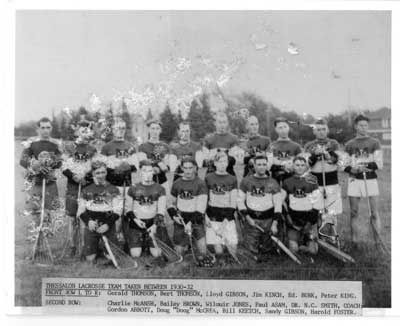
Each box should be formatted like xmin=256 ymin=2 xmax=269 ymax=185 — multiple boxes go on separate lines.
xmin=181 ymin=157 xmax=197 ymax=167
xmin=253 ymin=154 xmax=268 ymax=164
xmin=77 ymin=120 xmax=92 ymax=128
xmin=146 ymin=119 xmax=162 ymax=128
xmin=139 ymin=159 xmax=154 ymax=169
xmin=37 ymin=117 xmax=52 ymax=127
xmin=274 ymin=117 xmax=289 ymax=127
xmin=179 ymin=120 xmax=190 ymax=129
xmin=293 ymin=155 xmax=307 ymax=164
xmin=354 ymin=114 xmax=370 ymax=125
xmin=314 ymin=118 xmax=328 ymax=126
xmin=91 ymin=160 xmax=107 ymax=171
xmin=214 ymin=151 xmax=228 ymax=162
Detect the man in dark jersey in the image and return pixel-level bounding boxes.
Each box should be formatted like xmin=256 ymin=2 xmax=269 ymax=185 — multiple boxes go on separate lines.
xmin=282 ymin=156 xmax=322 ymax=255
xmin=62 ymin=120 xmax=97 ymax=256
xmin=125 ymin=160 xmax=166 ymax=258
xmin=303 ymin=119 xmax=343 ymax=242
xmin=20 ymin=117 xmax=62 ymax=215
xmin=270 ymin=117 xmax=302 ymax=184
xmin=168 ymin=158 xmax=208 ymax=256
xmin=138 ymin=119 xmax=170 ymax=185
xmin=169 ymin=121 xmax=203 ymax=181
xmin=205 ymin=151 xmax=239 ymax=256
xmin=203 ymin=112 xmax=242 ymax=176
xmin=77 ymin=161 xmax=122 ymax=263
xmin=100 ymin=119 xmax=138 ymax=236
xmin=344 ymin=114 xmax=383 ymax=246
xmin=243 ymin=115 xmax=271 ymax=177
xmin=238 ymin=155 xmax=282 ymax=256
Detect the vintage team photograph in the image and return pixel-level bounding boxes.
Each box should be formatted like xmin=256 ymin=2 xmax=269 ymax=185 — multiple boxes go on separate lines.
xmin=13 ymin=10 xmax=391 ymax=308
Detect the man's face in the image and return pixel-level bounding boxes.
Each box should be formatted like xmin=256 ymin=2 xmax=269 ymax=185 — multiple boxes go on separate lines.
xmin=93 ymin=166 xmax=107 ymax=184
xmin=179 ymin=124 xmax=191 ymax=142
xmin=214 ymin=155 xmax=228 ymax=173
xmin=254 ymin=158 xmax=268 ymax=176
xmin=182 ymin=161 xmax=196 ymax=179
xmin=355 ymin=120 xmax=369 ymax=136
xmin=148 ymin=123 xmax=161 ymax=140
xmin=314 ymin=124 xmax=328 ymax=140
xmin=247 ymin=117 xmax=259 ymax=135
xmin=293 ymin=159 xmax=307 ymax=175
xmin=37 ymin=122 xmax=52 ymax=139
xmin=275 ymin=122 xmax=289 ymax=138
xmin=140 ymin=165 xmax=154 ymax=183
xmin=113 ymin=123 xmax=126 ymax=140
xmin=215 ymin=116 xmax=229 ymax=133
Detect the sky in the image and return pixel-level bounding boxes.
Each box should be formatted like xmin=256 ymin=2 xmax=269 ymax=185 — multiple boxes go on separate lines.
xmin=15 ymin=10 xmax=391 ymax=124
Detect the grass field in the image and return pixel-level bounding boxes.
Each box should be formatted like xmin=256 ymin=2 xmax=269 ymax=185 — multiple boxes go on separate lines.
xmin=14 ymin=141 xmax=391 ymax=308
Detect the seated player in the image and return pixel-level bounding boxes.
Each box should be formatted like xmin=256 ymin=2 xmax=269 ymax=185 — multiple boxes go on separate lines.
xmin=238 ymin=155 xmax=283 ymax=257
xmin=125 ymin=160 xmax=167 ymax=258
xmin=167 ymin=158 xmax=208 ymax=257
xmin=282 ymin=156 xmax=322 ymax=255
xmin=77 ymin=161 xmax=123 ymax=263
xmin=205 ymin=151 xmax=238 ymax=257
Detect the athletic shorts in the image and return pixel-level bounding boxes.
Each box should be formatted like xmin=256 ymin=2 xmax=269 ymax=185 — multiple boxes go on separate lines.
xmin=347 ymin=178 xmax=379 ymax=197
xmin=174 ymin=222 xmax=205 ymax=246
xmin=242 ymin=217 xmax=273 ymax=254
xmin=206 ymin=219 xmax=238 ymax=246
xmin=312 ymin=184 xmax=343 ymax=215
xmin=124 ymin=218 xmax=156 ymax=249
xmin=82 ymin=227 xmax=117 ymax=256
xmin=65 ymin=182 xmax=79 ymax=216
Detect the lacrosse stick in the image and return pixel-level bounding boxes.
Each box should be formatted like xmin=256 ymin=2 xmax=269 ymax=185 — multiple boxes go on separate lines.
xmin=147 ymin=226 xmax=183 ymax=264
xmin=252 ymin=222 xmax=302 ymax=265
xmin=59 ymin=183 xmax=83 ymax=261
xmin=362 ymin=172 xmax=389 ymax=256
xmin=31 ymin=178 xmax=54 ymax=266
xmin=177 ymin=215 xmax=216 ymax=267
xmin=317 ymin=238 xmax=355 ymax=264
xmin=319 ymin=154 xmax=340 ymax=248
xmin=101 ymin=235 xmax=138 ymax=270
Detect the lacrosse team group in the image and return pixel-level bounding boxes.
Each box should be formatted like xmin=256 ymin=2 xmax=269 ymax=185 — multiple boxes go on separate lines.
xmin=19 ymin=110 xmax=384 ymax=267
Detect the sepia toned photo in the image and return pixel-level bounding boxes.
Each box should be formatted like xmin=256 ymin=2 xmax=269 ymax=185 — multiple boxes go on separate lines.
xmin=13 ymin=10 xmax=391 ymax=313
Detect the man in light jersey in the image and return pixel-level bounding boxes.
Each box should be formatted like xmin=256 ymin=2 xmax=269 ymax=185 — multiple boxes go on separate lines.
xmin=270 ymin=117 xmax=302 ymax=184
xmin=125 ymin=160 xmax=167 ymax=258
xmin=204 ymin=151 xmax=238 ymax=257
xmin=77 ymin=161 xmax=123 ymax=263
xmin=168 ymin=158 xmax=208 ymax=256
xmin=344 ymin=114 xmax=383 ymax=246
xmin=169 ymin=121 xmax=203 ymax=182
xmin=243 ymin=115 xmax=271 ymax=177
xmin=238 ymin=155 xmax=283 ymax=256
xmin=303 ymin=118 xmax=343 ymax=241
xmin=282 ymin=156 xmax=322 ymax=255
xmin=203 ymin=113 xmax=242 ymax=176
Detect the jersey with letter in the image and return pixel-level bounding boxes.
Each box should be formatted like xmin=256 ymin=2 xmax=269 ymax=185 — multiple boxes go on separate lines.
xmin=171 ymin=177 xmax=207 ymax=213
xmin=205 ymin=172 xmax=237 ymax=208
xmin=128 ymin=182 xmax=166 ymax=219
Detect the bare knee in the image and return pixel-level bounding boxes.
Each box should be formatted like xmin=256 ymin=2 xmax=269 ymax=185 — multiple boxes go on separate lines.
xmin=214 ymin=244 xmax=224 ymax=255
xmin=150 ymin=247 xmax=162 ymax=257
xmin=288 ymin=241 xmax=299 ymax=253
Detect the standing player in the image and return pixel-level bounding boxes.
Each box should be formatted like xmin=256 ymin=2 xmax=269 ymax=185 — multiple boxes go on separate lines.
xmin=270 ymin=117 xmax=302 ymax=184
xmin=20 ymin=117 xmax=62 ymax=215
xmin=138 ymin=119 xmax=170 ymax=185
xmin=77 ymin=161 xmax=123 ymax=263
xmin=168 ymin=158 xmax=208 ymax=257
xmin=203 ymin=113 xmax=241 ymax=176
xmin=125 ymin=160 xmax=167 ymax=258
xmin=344 ymin=114 xmax=383 ymax=247
xmin=282 ymin=156 xmax=322 ymax=255
xmin=205 ymin=151 xmax=238 ymax=257
xmin=238 ymin=155 xmax=283 ymax=257
xmin=169 ymin=121 xmax=203 ymax=181
xmin=303 ymin=119 xmax=343 ymax=242
xmin=243 ymin=115 xmax=271 ymax=177
xmin=62 ymin=120 xmax=97 ymax=256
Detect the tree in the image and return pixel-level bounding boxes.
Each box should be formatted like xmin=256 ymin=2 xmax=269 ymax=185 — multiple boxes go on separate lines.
xmin=187 ymin=94 xmax=215 ymax=142
xmin=160 ymin=104 xmax=179 ymax=142
xmin=146 ymin=108 xmax=154 ymax=122
xmin=120 ymin=99 xmax=133 ymax=141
